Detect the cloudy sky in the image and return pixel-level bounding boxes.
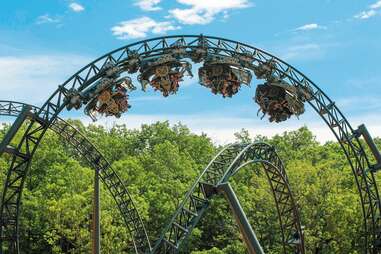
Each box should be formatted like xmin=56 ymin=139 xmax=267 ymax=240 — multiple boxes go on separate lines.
xmin=0 ymin=0 xmax=380 ymax=144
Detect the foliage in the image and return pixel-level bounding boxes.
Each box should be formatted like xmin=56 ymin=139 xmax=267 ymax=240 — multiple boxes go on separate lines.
xmin=0 ymin=121 xmax=377 ymax=253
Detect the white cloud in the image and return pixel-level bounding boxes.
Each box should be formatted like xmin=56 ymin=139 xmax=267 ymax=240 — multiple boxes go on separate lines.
xmin=370 ymin=0 xmax=381 ymax=9
xmin=276 ymin=43 xmax=324 ymax=61
xmin=168 ymin=0 xmax=252 ymax=25
xmin=69 ymin=2 xmax=85 ymax=12
xmin=72 ymin=113 xmax=307 ymax=145
xmin=134 ymin=0 xmax=162 ymax=11
xmin=36 ymin=14 xmax=61 ymax=25
xmin=295 ymin=23 xmax=327 ymax=31
xmin=71 ymin=109 xmax=381 ymax=145
xmin=268 ymin=37 xmax=341 ymax=62
xmin=355 ymin=9 xmax=377 ymax=19
xmin=355 ymin=1 xmax=381 ymax=19
xmin=111 ymin=17 xmax=180 ymax=39
xmin=0 ymin=54 xmax=91 ymax=104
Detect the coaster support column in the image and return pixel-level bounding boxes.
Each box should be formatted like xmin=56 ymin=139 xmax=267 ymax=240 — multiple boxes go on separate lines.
xmin=92 ymin=169 xmax=100 ymax=254
xmin=217 ymin=182 xmax=264 ymax=254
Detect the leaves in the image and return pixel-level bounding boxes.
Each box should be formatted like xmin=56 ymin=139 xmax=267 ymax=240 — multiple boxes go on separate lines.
xmin=0 ymin=122 xmax=371 ymax=253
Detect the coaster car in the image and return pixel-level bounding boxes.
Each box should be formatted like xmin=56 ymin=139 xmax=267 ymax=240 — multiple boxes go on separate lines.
xmin=253 ymin=60 xmax=277 ymax=80
xmin=234 ymin=51 xmax=254 ymax=68
xmin=199 ymin=55 xmax=252 ymax=98
xmin=163 ymin=41 xmax=187 ymax=58
xmin=138 ymin=54 xmax=192 ymax=97
xmin=190 ymin=47 xmax=208 ymax=63
xmin=254 ymin=80 xmax=305 ymax=123
xmin=189 ymin=36 xmax=208 ymax=63
xmin=66 ymin=62 xmax=124 ymax=111
xmin=65 ymin=88 xmax=83 ymax=111
xmin=122 ymin=50 xmax=141 ymax=74
xmin=83 ymin=77 xmax=134 ymax=121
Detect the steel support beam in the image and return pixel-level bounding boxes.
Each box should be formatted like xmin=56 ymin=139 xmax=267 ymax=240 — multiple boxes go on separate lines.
xmin=357 ymin=124 xmax=381 ymax=172
xmin=153 ymin=142 xmax=304 ymax=253
xmin=217 ymin=182 xmax=264 ymax=254
xmin=0 ymin=105 xmax=31 ymax=156
xmin=92 ymin=169 xmax=101 ymax=254
xmin=0 ymin=101 xmax=151 ymax=254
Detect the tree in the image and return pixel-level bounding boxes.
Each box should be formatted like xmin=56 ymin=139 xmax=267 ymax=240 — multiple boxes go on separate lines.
xmin=0 ymin=121 xmax=373 ymax=253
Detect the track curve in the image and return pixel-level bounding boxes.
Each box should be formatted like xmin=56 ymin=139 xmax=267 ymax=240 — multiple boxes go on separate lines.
xmin=0 ymin=35 xmax=379 ymax=253
xmin=152 ymin=142 xmax=304 ymax=254
xmin=0 ymin=100 xmax=151 ymax=253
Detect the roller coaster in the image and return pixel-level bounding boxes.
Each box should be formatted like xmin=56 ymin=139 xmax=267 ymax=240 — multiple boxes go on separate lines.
xmin=0 ymin=35 xmax=381 ymax=254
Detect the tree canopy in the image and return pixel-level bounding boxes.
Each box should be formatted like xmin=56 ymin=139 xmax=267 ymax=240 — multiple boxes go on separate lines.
xmin=1 ymin=121 xmax=379 ymax=253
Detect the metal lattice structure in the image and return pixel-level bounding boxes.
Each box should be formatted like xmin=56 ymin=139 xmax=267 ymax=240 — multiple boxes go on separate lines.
xmin=152 ymin=142 xmax=305 ymax=254
xmin=0 ymin=100 xmax=151 ymax=253
xmin=0 ymin=35 xmax=380 ymax=253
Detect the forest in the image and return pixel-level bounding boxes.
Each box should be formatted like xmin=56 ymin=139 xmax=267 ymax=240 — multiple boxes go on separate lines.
xmin=1 ymin=120 xmax=380 ymax=254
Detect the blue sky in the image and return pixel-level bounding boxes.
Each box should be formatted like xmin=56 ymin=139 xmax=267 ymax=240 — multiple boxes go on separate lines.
xmin=0 ymin=0 xmax=380 ymax=143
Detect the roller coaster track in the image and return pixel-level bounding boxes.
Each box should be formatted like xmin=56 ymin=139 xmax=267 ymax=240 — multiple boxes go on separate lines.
xmin=152 ymin=142 xmax=304 ymax=254
xmin=0 ymin=35 xmax=380 ymax=253
xmin=0 ymin=100 xmax=150 ymax=253
xmin=0 ymin=101 xmax=303 ymax=253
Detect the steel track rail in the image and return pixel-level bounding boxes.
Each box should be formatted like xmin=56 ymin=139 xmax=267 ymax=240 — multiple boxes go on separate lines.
xmin=0 ymin=100 xmax=150 ymax=253
xmin=152 ymin=142 xmax=304 ymax=254
xmin=0 ymin=35 xmax=379 ymax=253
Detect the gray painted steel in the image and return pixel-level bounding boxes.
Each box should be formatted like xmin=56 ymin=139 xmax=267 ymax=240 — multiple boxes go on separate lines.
xmin=217 ymin=182 xmax=264 ymax=254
